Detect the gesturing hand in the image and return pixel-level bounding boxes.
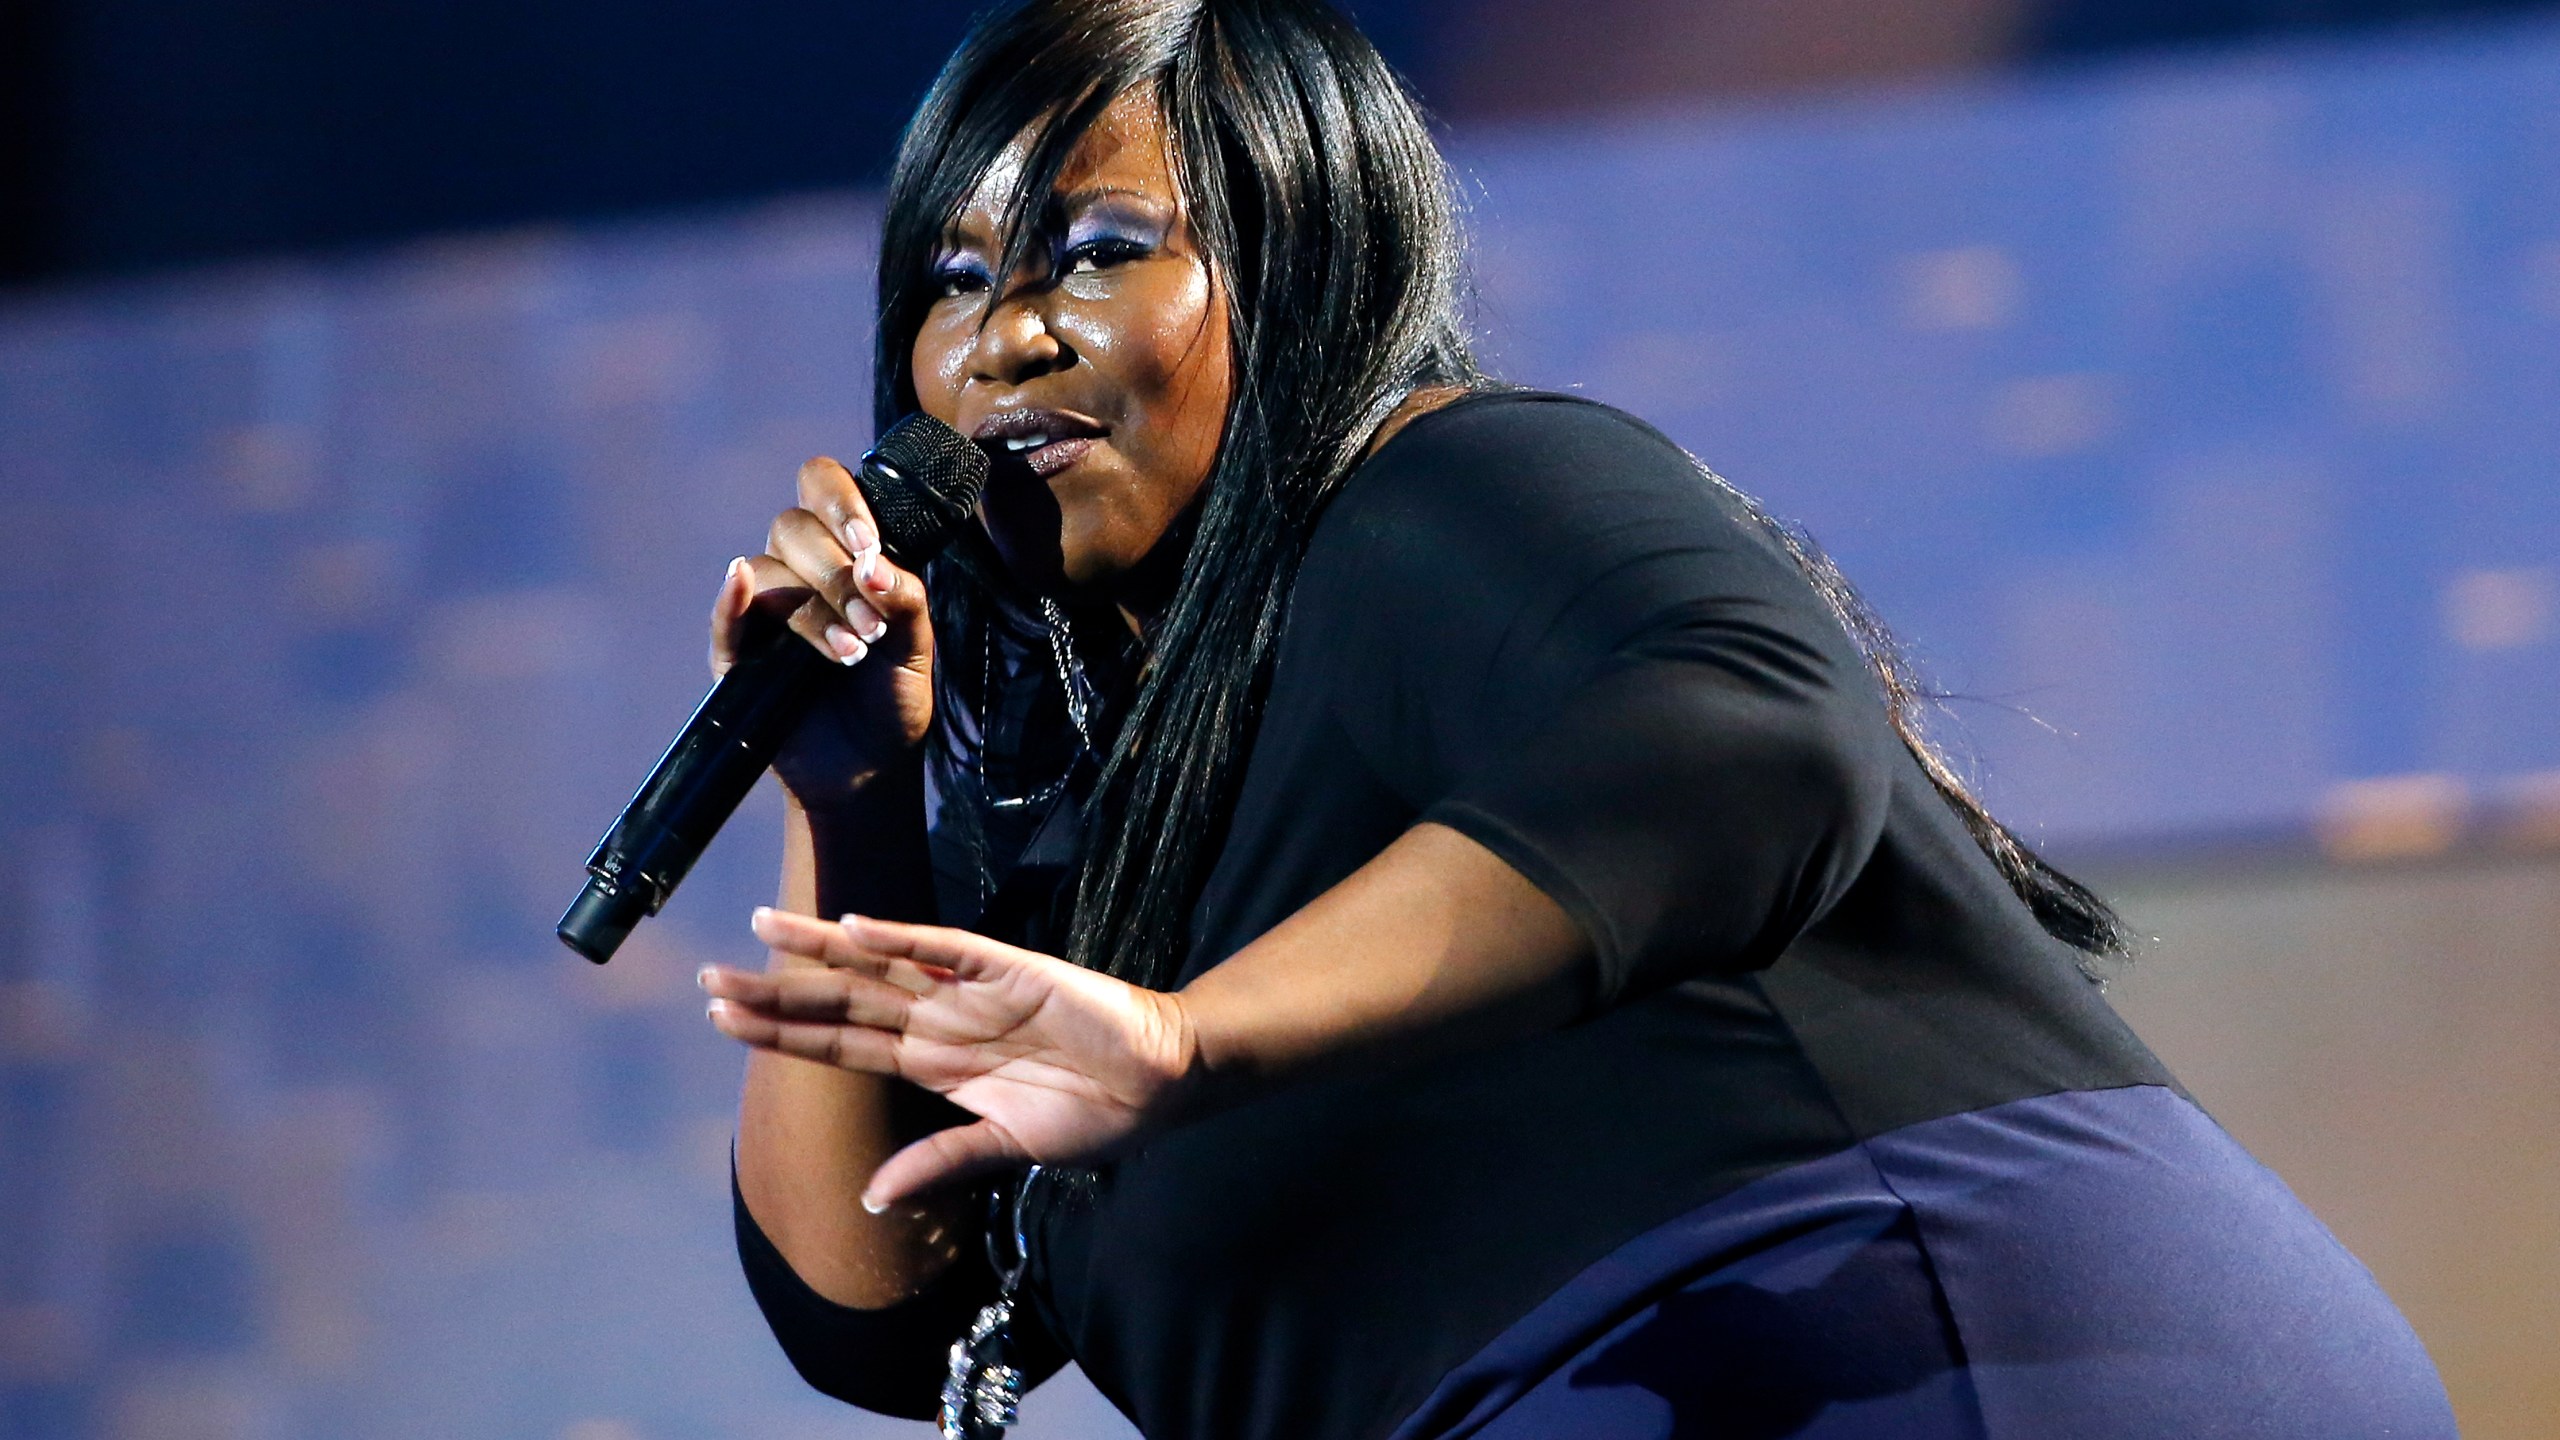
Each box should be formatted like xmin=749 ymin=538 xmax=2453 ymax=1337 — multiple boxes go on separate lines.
xmin=701 ymin=908 xmax=1202 ymax=1211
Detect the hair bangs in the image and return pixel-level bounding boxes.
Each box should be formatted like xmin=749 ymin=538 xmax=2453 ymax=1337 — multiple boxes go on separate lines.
xmin=876 ymin=7 xmax=1197 ymax=428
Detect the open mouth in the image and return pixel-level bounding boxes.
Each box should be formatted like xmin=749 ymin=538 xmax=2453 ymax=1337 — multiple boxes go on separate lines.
xmin=974 ymin=409 xmax=1107 ymax=480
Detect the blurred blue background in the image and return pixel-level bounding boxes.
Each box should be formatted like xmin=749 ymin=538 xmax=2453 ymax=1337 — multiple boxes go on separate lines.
xmin=4 ymin=3 xmax=2558 ymax=1438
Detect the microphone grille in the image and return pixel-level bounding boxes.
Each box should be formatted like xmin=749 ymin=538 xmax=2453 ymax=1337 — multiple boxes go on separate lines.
xmin=859 ymin=414 xmax=991 ymax=564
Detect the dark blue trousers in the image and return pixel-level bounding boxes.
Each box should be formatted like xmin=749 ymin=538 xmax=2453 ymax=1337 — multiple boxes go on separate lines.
xmin=1391 ymin=1086 xmax=2454 ymax=1439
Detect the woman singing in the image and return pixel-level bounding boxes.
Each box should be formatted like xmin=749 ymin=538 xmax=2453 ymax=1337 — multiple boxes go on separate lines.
xmin=693 ymin=1 xmax=2455 ymax=1435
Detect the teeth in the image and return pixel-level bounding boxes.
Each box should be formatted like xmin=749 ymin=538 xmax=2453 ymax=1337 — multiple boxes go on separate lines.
xmin=1004 ymin=434 xmax=1051 ymax=452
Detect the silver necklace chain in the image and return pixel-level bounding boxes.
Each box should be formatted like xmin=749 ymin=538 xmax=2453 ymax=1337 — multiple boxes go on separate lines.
xmin=937 ymin=595 xmax=1094 ymax=1440
xmin=1037 ymin=596 xmax=1096 ymax=755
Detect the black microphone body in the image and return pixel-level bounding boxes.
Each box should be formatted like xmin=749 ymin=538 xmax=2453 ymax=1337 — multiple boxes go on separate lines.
xmin=558 ymin=415 xmax=989 ymax=963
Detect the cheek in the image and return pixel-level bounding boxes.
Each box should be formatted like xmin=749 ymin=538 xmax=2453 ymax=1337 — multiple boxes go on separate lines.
xmin=1112 ymin=269 xmax=1230 ymax=470
xmin=909 ymin=315 xmax=972 ymax=418
xmin=1144 ymin=271 xmax=1221 ymax=390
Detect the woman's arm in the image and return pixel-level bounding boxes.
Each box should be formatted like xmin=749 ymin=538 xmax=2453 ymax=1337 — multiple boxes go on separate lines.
xmin=703 ymin=819 xmax=1589 ymax=1209
xmin=718 ymin=455 xmax=976 ymax=1307
xmin=734 ymin=782 xmax=973 ymax=1306
xmin=1177 ymin=821 xmax=1587 ymax=1098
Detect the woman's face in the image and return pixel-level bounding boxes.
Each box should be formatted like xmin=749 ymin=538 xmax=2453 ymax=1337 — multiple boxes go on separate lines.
xmin=911 ymin=88 xmax=1232 ymax=602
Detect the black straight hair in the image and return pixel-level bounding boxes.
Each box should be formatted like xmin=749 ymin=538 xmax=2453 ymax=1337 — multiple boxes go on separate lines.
xmin=875 ymin=0 xmax=2123 ymax=990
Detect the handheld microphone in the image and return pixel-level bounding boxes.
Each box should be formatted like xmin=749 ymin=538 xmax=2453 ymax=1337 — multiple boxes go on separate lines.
xmin=557 ymin=413 xmax=990 ymax=963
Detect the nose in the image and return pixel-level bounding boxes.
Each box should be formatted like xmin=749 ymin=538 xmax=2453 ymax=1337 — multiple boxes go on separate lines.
xmin=969 ymin=287 xmax=1071 ymax=386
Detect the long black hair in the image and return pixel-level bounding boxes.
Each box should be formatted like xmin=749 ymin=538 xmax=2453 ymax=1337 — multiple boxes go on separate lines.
xmin=875 ymin=0 xmax=2122 ymax=990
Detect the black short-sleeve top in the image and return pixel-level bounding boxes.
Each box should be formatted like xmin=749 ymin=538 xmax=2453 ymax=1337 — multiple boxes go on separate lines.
xmin=739 ymin=390 xmax=2173 ymax=1439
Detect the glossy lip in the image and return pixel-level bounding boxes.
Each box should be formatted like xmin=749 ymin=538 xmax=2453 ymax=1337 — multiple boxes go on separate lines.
xmin=972 ymin=407 xmax=1108 ymax=480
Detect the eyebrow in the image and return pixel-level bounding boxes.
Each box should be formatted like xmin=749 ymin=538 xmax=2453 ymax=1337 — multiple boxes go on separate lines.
xmin=941 ymin=183 xmax=1168 ymax=250
xmin=1057 ymin=184 xmax=1158 ymax=208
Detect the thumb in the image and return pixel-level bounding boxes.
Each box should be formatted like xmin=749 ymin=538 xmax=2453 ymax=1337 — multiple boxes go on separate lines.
xmin=863 ymin=1120 xmax=1029 ymax=1213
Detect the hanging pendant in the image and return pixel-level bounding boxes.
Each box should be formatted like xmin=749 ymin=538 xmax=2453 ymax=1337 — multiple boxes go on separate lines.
xmin=938 ymin=1166 xmax=1040 ymax=1440
xmin=941 ymin=1295 xmax=1024 ymax=1439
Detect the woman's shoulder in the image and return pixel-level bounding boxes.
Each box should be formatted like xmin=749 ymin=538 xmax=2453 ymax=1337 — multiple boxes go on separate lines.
xmin=1304 ymin=387 xmax=1781 ymax=603
xmin=1354 ymin=386 xmax=1703 ymax=497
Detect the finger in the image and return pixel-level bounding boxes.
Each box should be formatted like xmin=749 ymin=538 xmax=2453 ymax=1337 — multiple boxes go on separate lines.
xmin=769 ymin=504 xmax=883 ymax=638
xmin=749 ymin=907 xmax=897 ymax=976
xmin=797 ymin=456 xmax=881 ymax=573
xmin=864 ymin=1120 xmax=1029 ymax=1212
xmin=731 ymin=551 xmax=855 ymax=667
xmin=793 ymin=456 xmax=930 ymax=640
xmin=747 ymin=901 xmax=906 ymax=978
xmin=709 ymin=556 xmax=755 ymax=676
xmin=748 ymin=912 xmax=952 ymax=998
xmin=768 ymin=508 xmax=888 ymax=660
xmin=838 ymin=912 xmax=1021 ymax=983
xmin=698 ymin=963 xmax=914 ymax=1028
xmin=706 ymin=997 xmax=903 ymax=1073
xmin=862 ymin=552 xmax=929 ymax=638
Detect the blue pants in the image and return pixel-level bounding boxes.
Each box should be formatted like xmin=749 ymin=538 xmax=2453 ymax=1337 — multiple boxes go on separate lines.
xmin=1391 ymin=1086 xmax=2455 ymax=1439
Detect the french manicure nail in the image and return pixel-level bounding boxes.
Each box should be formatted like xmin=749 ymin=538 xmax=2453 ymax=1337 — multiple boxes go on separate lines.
xmin=861 ymin=1193 xmax=888 ymax=1215
xmin=855 ymin=547 xmax=883 ymax=591
xmin=824 ymin=624 xmax=865 ymax=664
xmin=857 ymin=609 xmax=888 ymax=644
xmin=705 ymin=998 xmax=725 ymax=1021
xmin=695 ymin=965 xmax=715 ymax=991
xmin=726 ymin=555 xmax=748 ymax=586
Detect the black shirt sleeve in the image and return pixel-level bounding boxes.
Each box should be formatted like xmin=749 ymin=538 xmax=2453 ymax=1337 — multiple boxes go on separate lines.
xmin=733 ymin=1167 xmax=1065 ymax=1419
xmin=1308 ymin=392 xmax=1900 ymax=1004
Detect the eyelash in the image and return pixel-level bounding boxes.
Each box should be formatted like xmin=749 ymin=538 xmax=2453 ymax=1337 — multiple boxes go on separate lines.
xmin=1063 ymin=235 xmax=1151 ymax=273
xmin=931 ymin=235 xmax=1151 ymax=298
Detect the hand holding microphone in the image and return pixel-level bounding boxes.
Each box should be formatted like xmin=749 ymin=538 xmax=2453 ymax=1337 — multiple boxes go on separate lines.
xmin=714 ymin=456 xmax=930 ymax=811
xmin=559 ymin=415 xmax=988 ymax=963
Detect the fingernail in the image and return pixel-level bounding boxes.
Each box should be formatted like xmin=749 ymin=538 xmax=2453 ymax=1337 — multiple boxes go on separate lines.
xmin=750 ymin=907 xmax=773 ymax=935
xmin=705 ymin=998 xmax=726 ymax=1021
xmin=857 ymin=549 xmax=889 ymax=593
xmin=856 ymin=608 xmax=888 ymax=644
xmin=861 ymin=1193 xmax=888 ymax=1215
xmin=695 ymin=965 xmax=715 ymax=991
xmin=823 ymin=625 xmax=866 ymax=665
xmin=839 ymin=912 xmax=864 ymax=928
xmin=726 ymin=555 xmax=748 ymax=586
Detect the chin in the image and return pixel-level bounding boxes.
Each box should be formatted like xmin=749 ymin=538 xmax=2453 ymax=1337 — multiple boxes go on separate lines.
xmin=1054 ymin=543 xmax=1123 ymax=593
